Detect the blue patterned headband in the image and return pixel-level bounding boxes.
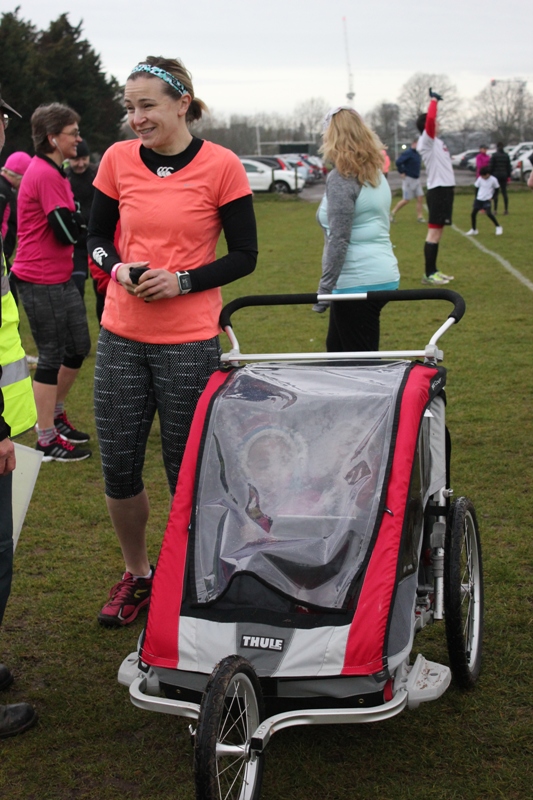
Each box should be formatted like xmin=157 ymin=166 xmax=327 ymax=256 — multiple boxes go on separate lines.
xmin=130 ymin=65 xmax=188 ymax=96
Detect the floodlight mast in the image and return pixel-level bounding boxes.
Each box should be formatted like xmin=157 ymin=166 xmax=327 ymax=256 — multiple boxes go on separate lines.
xmin=342 ymin=17 xmax=355 ymax=105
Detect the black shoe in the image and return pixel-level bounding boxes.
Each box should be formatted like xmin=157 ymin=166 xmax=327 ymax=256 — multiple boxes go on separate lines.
xmin=0 ymin=703 xmax=38 ymax=739
xmin=0 ymin=664 xmax=14 ymax=691
xmin=36 ymin=435 xmax=91 ymax=462
xmin=54 ymin=412 xmax=90 ymax=443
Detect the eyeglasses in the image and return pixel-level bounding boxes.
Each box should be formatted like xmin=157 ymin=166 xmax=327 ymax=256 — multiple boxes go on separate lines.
xmin=60 ymin=128 xmax=81 ymax=137
xmin=1 ymin=114 xmax=9 ymax=130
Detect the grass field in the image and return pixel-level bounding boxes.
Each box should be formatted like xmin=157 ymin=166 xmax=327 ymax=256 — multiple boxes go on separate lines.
xmin=2 ymin=187 xmax=533 ymax=799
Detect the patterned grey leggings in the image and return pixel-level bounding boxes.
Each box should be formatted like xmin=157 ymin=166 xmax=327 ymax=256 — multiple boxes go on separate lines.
xmin=94 ymin=328 xmax=221 ymax=499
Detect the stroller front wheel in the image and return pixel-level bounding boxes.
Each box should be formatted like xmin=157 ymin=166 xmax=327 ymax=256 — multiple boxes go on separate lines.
xmin=444 ymin=497 xmax=484 ymax=689
xmin=194 ymin=655 xmax=265 ymax=800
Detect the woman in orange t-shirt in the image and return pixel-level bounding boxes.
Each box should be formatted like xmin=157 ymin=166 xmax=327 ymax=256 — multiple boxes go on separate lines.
xmin=87 ymin=55 xmax=257 ymax=627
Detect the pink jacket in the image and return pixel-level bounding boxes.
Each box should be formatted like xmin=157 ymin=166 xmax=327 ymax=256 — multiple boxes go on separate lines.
xmin=476 ymin=152 xmax=490 ymax=177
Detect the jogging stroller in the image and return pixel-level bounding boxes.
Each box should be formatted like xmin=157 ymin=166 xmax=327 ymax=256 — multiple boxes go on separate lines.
xmin=119 ymin=289 xmax=484 ymax=800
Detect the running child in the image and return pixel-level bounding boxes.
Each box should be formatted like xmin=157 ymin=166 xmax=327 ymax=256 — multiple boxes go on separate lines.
xmin=466 ymin=167 xmax=502 ymax=236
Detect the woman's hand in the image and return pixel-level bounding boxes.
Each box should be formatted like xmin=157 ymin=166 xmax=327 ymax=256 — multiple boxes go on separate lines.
xmin=115 ymin=261 xmax=150 ymax=295
xmin=134 ymin=269 xmax=181 ymax=302
xmin=0 ymin=437 xmax=16 ymax=476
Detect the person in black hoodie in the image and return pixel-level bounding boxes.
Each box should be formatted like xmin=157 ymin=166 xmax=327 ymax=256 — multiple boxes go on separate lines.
xmin=489 ymin=142 xmax=511 ymax=215
xmin=65 ymin=139 xmax=98 ymax=297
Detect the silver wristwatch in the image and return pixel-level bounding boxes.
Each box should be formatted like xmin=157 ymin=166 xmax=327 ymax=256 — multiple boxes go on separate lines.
xmin=175 ymin=271 xmax=192 ymax=294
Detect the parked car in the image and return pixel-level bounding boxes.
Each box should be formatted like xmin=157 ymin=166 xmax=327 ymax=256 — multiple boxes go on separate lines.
xmin=241 ymin=155 xmax=289 ymax=171
xmin=450 ymin=149 xmax=478 ymax=168
xmin=306 ymin=155 xmax=327 ymax=176
xmin=275 ymin=154 xmax=314 ymax=183
xmin=295 ymin=153 xmax=324 ymax=181
xmin=507 ymin=141 xmax=533 ymax=164
xmin=273 ymin=155 xmax=309 ymax=183
xmin=512 ymin=148 xmax=533 ymax=182
xmin=239 ymin=158 xmax=303 ymax=193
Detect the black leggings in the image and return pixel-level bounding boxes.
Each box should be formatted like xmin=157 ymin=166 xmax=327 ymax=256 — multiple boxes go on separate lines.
xmin=471 ymin=207 xmax=498 ymax=229
xmin=493 ymin=179 xmax=508 ymax=212
xmin=94 ymin=329 xmax=221 ymax=498
xmin=326 ymin=297 xmax=386 ymax=352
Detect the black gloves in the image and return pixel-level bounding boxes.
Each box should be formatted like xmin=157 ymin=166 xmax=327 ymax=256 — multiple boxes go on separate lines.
xmin=429 ymin=87 xmax=443 ymax=101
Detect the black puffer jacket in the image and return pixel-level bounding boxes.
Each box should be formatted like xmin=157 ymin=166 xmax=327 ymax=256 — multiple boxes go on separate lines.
xmin=489 ymin=148 xmax=511 ymax=180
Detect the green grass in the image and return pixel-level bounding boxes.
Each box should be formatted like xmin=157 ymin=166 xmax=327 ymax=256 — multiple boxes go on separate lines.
xmin=3 ymin=188 xmax=533 ymax=799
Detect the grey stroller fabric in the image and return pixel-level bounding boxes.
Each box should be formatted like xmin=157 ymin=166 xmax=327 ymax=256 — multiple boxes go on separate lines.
xmin=193 ymin=361 xmax=410 ymax=609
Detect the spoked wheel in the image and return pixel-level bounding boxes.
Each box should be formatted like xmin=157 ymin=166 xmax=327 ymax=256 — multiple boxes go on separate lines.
xmin=194 ymin=655 xmax=264 ymax=800
xmin=444 ymin=497 xmax=484 ymax=689
xmin=271 ymin=180 xmax=290 ymax=194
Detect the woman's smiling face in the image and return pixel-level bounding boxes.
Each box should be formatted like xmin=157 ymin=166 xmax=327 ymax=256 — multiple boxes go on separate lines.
xmin=124 ymin=76 xmax=190 ymax=155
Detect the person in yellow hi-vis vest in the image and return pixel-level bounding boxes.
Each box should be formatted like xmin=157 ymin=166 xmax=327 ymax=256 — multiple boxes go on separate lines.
xmin=0 ymin=86 xmax=38 ymax=739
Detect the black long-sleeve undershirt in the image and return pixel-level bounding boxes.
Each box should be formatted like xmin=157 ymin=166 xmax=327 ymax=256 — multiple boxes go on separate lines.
xmin=87 ymin=189 xmax=258 ymax=293
xmin=47 ymin=206 xmax=84 ymax=245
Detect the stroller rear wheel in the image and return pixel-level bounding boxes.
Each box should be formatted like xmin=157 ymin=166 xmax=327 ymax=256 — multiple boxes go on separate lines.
xmin=444 ymin=497 xmax=484 ymax=689
xmin=194 ymin=655 xmax=264 ymax=800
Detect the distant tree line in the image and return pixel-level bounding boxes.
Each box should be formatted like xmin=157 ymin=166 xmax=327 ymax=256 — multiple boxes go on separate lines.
xmin=0 ymin=8 xmax=123 ymax=162
xmin=195 ymin=74 xmax=533 ymax=159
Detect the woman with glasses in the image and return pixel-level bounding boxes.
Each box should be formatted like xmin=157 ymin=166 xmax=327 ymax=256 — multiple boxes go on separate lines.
xmin=11 ymin=103 xmax=92 ymax=462
xmin=87 ymin=56 xmax=257 ymax=627
xmin=314 ymin=107 xmax=399 ymax=352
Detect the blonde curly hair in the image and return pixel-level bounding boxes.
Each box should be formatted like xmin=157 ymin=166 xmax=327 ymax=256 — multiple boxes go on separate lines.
xmin=320 ymin=109 xmax=384 ymax=187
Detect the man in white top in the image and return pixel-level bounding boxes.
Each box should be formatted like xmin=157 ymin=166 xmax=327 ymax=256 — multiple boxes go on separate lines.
xmin=416 ymin=88 xmax=455 ymax=285
xmin=466 ymin=167 xmax=502 ymax=236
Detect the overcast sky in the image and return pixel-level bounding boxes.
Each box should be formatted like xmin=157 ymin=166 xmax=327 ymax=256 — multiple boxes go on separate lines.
xmin=7 ymin=0 xmax=532 ymax=119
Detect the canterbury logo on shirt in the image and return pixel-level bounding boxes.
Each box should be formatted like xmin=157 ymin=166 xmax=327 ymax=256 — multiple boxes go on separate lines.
xmin=92 ymin=246 xmax=108 ymax=266
xmin=156 ymin=166 xmax=175 ymax=178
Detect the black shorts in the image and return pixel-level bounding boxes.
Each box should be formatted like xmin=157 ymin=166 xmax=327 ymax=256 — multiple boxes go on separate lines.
xmin=426 ymin=186 xmax=454 ymax=226
xmin=472 ymin=199 xmax=492 ymax=212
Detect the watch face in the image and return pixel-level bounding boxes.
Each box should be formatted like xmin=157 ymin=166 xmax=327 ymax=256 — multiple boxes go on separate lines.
xmin=179 ymin=273 xmax=192 ymax=292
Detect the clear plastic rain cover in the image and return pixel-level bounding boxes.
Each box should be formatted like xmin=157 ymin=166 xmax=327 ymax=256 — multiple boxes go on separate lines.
xmin=194 ymin=361 xmax=410 ymax=609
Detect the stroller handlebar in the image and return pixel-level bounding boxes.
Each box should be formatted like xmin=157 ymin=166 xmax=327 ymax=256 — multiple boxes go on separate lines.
xmin=219 ymin=289 xmax=465 ymax=331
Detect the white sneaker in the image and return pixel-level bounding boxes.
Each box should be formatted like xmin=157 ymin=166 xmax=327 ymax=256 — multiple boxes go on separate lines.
xmin=495 ymin=226 xmax=503 ymax=235
xmin=465 ymin=229 xmax=478 ymax=236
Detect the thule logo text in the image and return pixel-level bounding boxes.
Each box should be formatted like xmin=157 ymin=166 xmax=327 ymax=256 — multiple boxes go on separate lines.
xmin=241 ymin=635 xmax=284 ymax=652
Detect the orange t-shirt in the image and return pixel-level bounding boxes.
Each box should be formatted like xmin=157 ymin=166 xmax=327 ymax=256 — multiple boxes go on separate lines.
xmin=93 ymin=139 xmax=251 ymax=344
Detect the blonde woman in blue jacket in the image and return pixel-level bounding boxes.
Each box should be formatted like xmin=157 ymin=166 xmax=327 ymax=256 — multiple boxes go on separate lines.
xmin=315 ymin=107 xmax=399 ymax=351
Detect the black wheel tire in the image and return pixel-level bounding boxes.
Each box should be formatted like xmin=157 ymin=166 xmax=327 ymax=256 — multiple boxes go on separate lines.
xmin=271 ymin=180 xmax=290 ymax=194
xmin=444 ymin=497 xmax=484 ymax=689
xmin=194 ymin=655 xmax=265 ymax=800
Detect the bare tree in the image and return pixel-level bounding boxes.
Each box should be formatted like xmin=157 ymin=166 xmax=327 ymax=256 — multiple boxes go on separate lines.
xmin=365 ymin=102 xmax=400 ymax=150
xmin=398 ymin=73 xmax=462 ymax=133
xmin=471 ymin=80 xmax=533 ymax=143
xmin=293 ymin=97 xmax=330 ymax=139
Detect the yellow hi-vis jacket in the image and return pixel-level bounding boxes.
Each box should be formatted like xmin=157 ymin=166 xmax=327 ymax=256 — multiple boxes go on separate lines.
xmin=0 ymin=258 xmax=36 ymax=438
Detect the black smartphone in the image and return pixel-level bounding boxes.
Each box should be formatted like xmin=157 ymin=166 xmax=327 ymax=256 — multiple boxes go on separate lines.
xmin=129 ymin=266 xmax=149 ymax=285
